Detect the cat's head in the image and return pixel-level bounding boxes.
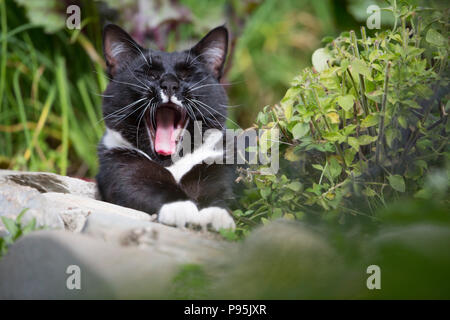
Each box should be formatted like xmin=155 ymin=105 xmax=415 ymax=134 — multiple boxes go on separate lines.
xmin=101 ymin=24 xmax=228 ymax=160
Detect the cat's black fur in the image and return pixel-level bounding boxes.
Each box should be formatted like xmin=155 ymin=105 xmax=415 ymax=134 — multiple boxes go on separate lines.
xmin=96 ymin=24 xmax=234 ymax=216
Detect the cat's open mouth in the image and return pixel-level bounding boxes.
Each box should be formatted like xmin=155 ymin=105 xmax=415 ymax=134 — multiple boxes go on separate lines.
xmin=146 ymin=103 xmax=188 ymax=156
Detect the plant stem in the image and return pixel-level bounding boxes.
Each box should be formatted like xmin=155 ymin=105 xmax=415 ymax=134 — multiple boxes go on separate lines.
xmin=311 ymin=85 xmax=348 ymax=170
xmin=56 ymin=56 xmax=69 ymax=176
xmin=350 ymin=30 xmax=370 ymax=118
xmin=376 ymin=62 xmax=391 ymax=165
xmin=300 ymin=92 xmax=323 ymax=139
xmin=0 ymin=0 xmax=7 ymax=113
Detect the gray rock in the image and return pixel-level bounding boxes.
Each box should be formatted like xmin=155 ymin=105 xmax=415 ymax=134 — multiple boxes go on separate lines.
xmin=0 ymin=170 xmax=232 ymax=298
xmin=0 ymin=170 xmax=97 ymax=198
xmin=0 ymin=170 xmax=97 ymax=232
xmin=0 ymin=230 xmax=177 ymax=299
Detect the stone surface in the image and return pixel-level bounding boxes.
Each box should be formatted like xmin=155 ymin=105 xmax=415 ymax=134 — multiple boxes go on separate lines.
xmin=0 ymin=170 xmax=98 ymax=233
xmin=0 ymin=230 xmax=177 ymax=299
xmin=0 ymin=170 xmax=97 ymax=198
xmin=0 ymin=170 xmax=341 ymax=299
xmin=0 ymin=170 xmax=232 ymax=298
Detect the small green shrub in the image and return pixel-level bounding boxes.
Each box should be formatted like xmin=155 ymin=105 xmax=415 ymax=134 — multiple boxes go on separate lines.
xmin=235 ymin=1 xmax=449 ymax=228
xmin=0 ymin=208 xmax=40 ymax=257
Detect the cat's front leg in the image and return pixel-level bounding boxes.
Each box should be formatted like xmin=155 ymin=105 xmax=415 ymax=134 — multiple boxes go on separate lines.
xmin=158 ymin=201 xmax=235 ymax=231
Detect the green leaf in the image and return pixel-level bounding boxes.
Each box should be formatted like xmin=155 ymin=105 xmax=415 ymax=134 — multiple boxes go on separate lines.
xmin=361 ymin=114 xmax=380 ymax=128
xmin=295 ymin=211 xmax=305 ymax=220
xmin=388 ymin=175 xmax=405 ymax=192
xmin=426 ymin=29 xmax=446 ymax=47
xmin=281 ymin=87 xmax=301 ymax=121
xmin=344 ymin=148 xmax=356 ymax=166
xmin=272 ymin=208 xmax=283 ymax=219
xmin=328 ymin=157 xmax=342 ymax=179
xmin=366 ymin=90 xmax=383 ymax=103
xmin=256 ymin=112 xmax=269 ymax=125
xmin=326 ymin=112 xmax=340 ymax=124
xmin=385 ymin=128 xmax=397 ymax=148
xmin=363 ymin=187 xmax=377 ymax=197
xmin=348 ymin=136 xmax=359 ymax=150
xmin=219 ymin=229 xmax=238 ymax=240
xmin=22 ymin=218 xmax=37 ymax=236
xmin=281 ymin=192 xmax=295 ymax=201
xmin=336 ymin=95 xmax=354 ymax=111
xmin=323 ymin=131 xmax=344 ymax=143
xmin=1 ymin=217 xmax=18 ymax=237
xmin=286 ymin=181 xmax=302 ymax=192
xmin=398 ymin=116 xmax=407 ymax=129
xmin=284 ymin=146 xmax=301 ymax=162
xmin=260 ymin=188 xmax=271 ymax=200
xmin=403 ymin=100 xmax=422 ymax=109
xmin=14 ymin=0 xmax=66 ymax=33
xmin=284 ymin=103 xmax=293 ymax=121
xmin=357 ymin=135 xmax=377 ymax=145
xmin=312 ymin=164 xmax=324 ymax=171
xmin=351 ymin=58 xmax=371 ymax=79
xmin=16 ymin=208 xmax=29 ymax=224
xmin=291 ymin=123 xmax=309 ymax=139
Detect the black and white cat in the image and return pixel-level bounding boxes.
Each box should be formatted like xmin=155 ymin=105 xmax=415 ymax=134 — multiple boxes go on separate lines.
xmin=96 ymin=24 xmax=236 ymax=231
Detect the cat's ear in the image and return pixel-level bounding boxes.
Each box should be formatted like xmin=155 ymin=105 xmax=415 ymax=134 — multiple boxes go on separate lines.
xmin=191 ymin=26 xmax=228 ymax=79
xmin=102 ymin=24 xmax=142 ymax=77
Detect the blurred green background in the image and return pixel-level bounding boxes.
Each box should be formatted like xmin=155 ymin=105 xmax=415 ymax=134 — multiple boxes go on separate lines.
xmin=0 ymin=0 xmax=373 ymax=178
xmin=1 ymin=0 xmax=449 ymax=299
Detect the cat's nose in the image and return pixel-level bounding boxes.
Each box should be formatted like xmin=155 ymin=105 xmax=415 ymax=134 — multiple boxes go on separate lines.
xmin=160 ymin=74 xmax=179 ymax=96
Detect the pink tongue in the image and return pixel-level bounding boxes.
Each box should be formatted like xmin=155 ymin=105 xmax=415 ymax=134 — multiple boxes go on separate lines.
xmin=155 ymin=109 xmax=176 ymax=156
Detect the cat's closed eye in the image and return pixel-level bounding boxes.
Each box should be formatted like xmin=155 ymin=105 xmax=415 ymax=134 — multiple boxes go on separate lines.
xmin=176 ymin=65 xmax=194 ymax=81
xmin=134 ymin=63 xmax=162 ymax=81
xmin=148 ymin=71 xmax=160 ymax=81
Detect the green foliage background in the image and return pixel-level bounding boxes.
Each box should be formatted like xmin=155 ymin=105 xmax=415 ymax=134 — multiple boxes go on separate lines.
xmin=0 ymin=0 xmax=449 ymax=299
xmin=0 ymin=0 xmax=351 ymax=177
xmin=233 ymin=0 xmax=449 ymax=235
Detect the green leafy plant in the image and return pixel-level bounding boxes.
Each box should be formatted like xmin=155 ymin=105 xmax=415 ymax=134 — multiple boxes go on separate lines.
xmin=235 ymin=0 xmax=449 ymax=228
xmin=0 ymin=208 xmax=40 ymax=257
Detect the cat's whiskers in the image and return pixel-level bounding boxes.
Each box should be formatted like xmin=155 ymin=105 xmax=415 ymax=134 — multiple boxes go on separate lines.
xmin=99 ymin=97 xmax=147 ymax=124
xmin=108 ymin=77 xmax=149 ymax=91
xmin=187 ymin=76 xmax=210 ymax=92
xmin=182 ymin=102 xmax=196 ymax=122
xmin=219 ymin=103 xmax=242 ymax=109
xmin=187 ymin=82 xmax=234 ymax=93
xmin=136 ymin=98 xmax=153 ymax=148
xmin=92 ymin=92 xmax=114 ymax=98
xmin=94 ymin=70 xmax=149 ymax=92
xmin=119 ymin=36 xmax=151 ymax=67
xmin=185 ymin=99 xmax=215 ymax=128
xmin=124 ymin=62 xmax=151 ymax=90
xmin=112 ymin=99 xmax=148 ymax=124
xmin=186 ymin=101 xmax=211 ymax=136
xmin=188 ymin=98 xmax=226 ymax=130
xmin=191 ymin=98 xmax=241 ymax=129
xmin=187 ymin=51 xmax=214 ymax=67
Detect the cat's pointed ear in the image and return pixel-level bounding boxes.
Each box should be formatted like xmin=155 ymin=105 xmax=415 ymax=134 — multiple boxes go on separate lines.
xmin=102 ymin=24 xmax=142 ymax=77
xmin=191 ymin=26 xmax=228 ymax=79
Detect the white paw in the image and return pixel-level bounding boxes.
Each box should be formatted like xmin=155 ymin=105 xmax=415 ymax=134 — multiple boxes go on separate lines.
xmin=199 ymin=207 xmax=236 ymax=231
xmin=158 ymin=201 xmax=235 ymax=231
xmin=158 ymin=201 xmax=200 ymax=229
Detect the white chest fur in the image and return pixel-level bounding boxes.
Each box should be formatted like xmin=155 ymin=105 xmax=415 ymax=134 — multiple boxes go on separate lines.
xmin=103 ymin=127 xmax=223 ymax=182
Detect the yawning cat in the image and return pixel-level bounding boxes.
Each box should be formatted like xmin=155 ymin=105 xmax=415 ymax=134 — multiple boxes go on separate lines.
xmin=96 ymin=24 xmax=236 ymax=231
